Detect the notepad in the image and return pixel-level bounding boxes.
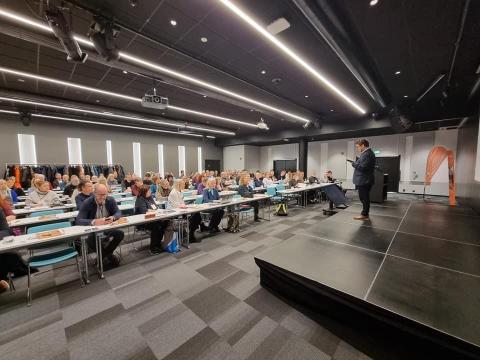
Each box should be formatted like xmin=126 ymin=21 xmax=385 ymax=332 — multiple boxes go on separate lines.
xmin=36 ymin=229 xmax=65 ymax=239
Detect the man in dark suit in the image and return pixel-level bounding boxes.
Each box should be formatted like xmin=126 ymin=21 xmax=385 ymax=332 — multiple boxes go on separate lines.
xmin=351 ymin=139 xmax=376 ymax=220
xmin=76 ymin=184 xmax=124 ymax=268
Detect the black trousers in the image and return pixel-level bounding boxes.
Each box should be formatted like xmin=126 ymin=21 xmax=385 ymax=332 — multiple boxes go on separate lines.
xmin=209 ymin=209 xmax=225 ymax=229
xmin=189 ymin=213 xmax=202 ymax=233
xmin=252 ymin=201 xmax=259 ymax=218
xmin=87 ymin=229 xmax=124 ymax=258
xmin=0 ymin=253 xmax=27 ymax=280
xmin=357 ymin=184 xmax=372 ymax=216
xmin=146 ymin=220 xmax=170 ymax=250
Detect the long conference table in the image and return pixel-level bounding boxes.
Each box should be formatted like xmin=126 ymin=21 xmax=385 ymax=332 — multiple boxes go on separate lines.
xmin=1 ymin=194 xmax=271 ymax=284
xmin=276 ymin=182 xmax=338 ymax=208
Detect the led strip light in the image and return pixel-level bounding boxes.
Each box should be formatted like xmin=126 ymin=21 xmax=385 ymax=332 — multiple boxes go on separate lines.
xmin=0 ymin=8 xmax=312 ymax=123
xmin=0 ymin=95 xmax=236 ymax=135
xmin=0 ymin=109 xmax=204 ymax=137
xmin=219 ymin=0 xmax=367 ymax=115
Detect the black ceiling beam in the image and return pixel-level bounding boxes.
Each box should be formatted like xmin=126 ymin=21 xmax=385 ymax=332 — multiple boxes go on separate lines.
xmin=291 ymin=0 xmax=391 ymax=108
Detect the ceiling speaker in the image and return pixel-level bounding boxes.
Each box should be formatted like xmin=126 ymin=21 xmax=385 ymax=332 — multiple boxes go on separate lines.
xmin=20 ymin=111 xmax=31 ymax=126
xmin=389 ymin=107 xmax=413 ymax=133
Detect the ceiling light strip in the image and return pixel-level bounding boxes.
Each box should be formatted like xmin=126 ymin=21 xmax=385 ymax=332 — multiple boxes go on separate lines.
xmin=0 ymin=8 xmax=311 ymax=123
xmin=169 ymin=105 xmax=257 ymax=128
xmin=219 ymin=0 xmax=367 ymax=115
xmin=0 ymin=95 xmax=235 ymax=135
xmin=30 ymin=113 xmax=203 ymax=137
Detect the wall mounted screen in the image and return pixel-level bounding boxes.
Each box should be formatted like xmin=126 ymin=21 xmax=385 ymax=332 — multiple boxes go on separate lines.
xmin=17 ymin=134 xmax=37 ymax=165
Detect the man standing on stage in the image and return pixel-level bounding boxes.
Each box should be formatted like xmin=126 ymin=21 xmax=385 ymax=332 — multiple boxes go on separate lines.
xmin=351 ymin=139 xmax=376 ymax=220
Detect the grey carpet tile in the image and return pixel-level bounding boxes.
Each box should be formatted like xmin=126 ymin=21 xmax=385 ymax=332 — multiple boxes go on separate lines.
xmin=197 ymin=260 xmax=240 ymax=283
xmin=246 ymin=325 xmax=293 ymax=360
xmin=275 ymin=336 xmax=331 ymax=360
xmin=162 ymin=326 xmax=220 ymax=360
xmin=183 ymin=285 xmax=241 ymax=324
xmin=245 ymin=287 xmax=293 ymax=323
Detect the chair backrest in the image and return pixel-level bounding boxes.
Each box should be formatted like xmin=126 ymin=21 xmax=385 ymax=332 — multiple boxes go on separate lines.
xmin=29 ymin=209 xmax=64 ymax=218
xmin=195 ymin=196 xmax=203 ymax=205
xmin=183 ymin=190 xmax=194 ymax=198
xmin=276 ymin=183 xmax=286 ymax=191
xmin=233 ymin=194 xmax=241 ymax=200
xmin=27 ymin=221 xmax=71 ymax=234
xmin=266 ymin=187 xmax=277 ymax=196
xmin=111 ymin=193 xmax=123 ymax=199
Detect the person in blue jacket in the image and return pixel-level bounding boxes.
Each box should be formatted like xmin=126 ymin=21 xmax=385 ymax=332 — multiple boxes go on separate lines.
xmin=351 ymin=139 xmax=376 ymax=220
xmin=202 ymin=178 xmax=225 ymax=234
xmin=76 ymin=184 xmax=124 ymax=268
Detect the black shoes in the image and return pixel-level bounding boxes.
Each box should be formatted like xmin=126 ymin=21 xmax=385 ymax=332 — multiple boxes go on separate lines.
xmin=149 ymin=248 xmax=162 ymax=255
xmin=103 ymin=254 xmax=121 ymax=269
xmin=209 ymin=227 xmax=220 ymax=235
xmin=254 ymin=217 xmax=261 ymax=222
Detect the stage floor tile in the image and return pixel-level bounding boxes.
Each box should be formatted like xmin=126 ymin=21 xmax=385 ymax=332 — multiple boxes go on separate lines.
xmin=344 ymin=204 xmax=406 ymax=218
xmin=367 ymin=255 xmax=480 ymax=347
xmin=390 ymin=232 xmax=480 ymax=276
xmin=326 ymin=211 xmax=402 ymax=231
xmin=256 ymin=236 xmax=384 ymax=298
xmin=296 ymin=220 xmax=395 ymax=253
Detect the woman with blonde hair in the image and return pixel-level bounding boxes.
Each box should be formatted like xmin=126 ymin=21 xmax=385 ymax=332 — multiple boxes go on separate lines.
xmin=26 ymin=179 xmax=61 ymax=207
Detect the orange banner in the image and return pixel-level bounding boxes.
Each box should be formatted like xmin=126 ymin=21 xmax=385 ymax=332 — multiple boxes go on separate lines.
xmin=424 ymin=146 xmax=455 ymax=206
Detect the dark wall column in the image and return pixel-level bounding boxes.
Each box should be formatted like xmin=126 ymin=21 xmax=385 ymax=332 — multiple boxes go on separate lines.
xmin=298 ymin=138 xmax=308 ymax=175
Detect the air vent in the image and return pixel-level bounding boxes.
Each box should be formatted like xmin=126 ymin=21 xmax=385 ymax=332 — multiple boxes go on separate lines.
xmin=267 ymin=18 xmax=290 ymax=35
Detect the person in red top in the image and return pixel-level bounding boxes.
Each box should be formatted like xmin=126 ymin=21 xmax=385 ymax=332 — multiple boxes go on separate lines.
xmin=0 ymin=196 xmax=15 ymax=222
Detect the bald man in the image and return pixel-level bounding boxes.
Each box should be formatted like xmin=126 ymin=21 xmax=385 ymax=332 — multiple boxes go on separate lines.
xmin=76 ymin=184 xmax=124 ymax=268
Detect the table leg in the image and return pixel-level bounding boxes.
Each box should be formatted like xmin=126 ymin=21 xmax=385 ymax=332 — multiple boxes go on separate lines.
xmin=96 ymin=234 xmax=105 ymax=279
xmin=184 ymin=215 xmax=190 ymax=249
xmin=80 ymin=235 xmax=90 ymax=284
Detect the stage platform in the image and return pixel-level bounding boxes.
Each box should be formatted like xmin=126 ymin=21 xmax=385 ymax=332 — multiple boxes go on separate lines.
xmin=255 ymin=199 xmax=480 ymax=359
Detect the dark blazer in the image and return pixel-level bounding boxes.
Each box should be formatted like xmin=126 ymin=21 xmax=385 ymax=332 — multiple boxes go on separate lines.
xmin=76 ymin=196 xmax=121 ymax=226
xmin=202 ymin=188 xmax=220 ymax=203
xmin=238 ymin=185 xmax=254 ymax=198
xmin=352 ymin=148 xmax=376 ymax=186
xmin=75 ymin=193 xmax=92 ymax=210
xmin=134 ymin=196 xmax=158 ymax=215
xmin=253 ymin=179 xmax=263 ymax=188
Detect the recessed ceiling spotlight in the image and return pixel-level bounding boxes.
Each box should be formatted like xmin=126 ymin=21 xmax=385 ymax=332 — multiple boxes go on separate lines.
xmin=261 ymin=70 xmax=266 ymax=74
xmin=17 ymin=78 xmax=25 ymax=82
xmin=95 ymin=99 xmax=100 ymax=103
xmin=161 ymin=112 xmax=165 ymax=115
xmin=283 ymin=138 xmax=289 ymax=142
xmin=304 ymin=95 xmax=309 ymax=98
xmin=200 ymin=37 xmax=208 ymax=43
xmin=203 ymin=95 xmax=207 ymax=98
xmin=369 ymin=0 xmax=379 ymax=6
xmin=403 ymin=95 xmax=408 ymax=98
xmin=250 ymin=109 xmax=254 ymax=112
xmin=330 ymin=109 xmax=334 ymax=112
xmin=395 ymin=70 xmax=401 ymax=75
xmin=122 ymin=70 xmax=128 ymax=74
xmin=170 ymin=19 xmax=177 ymax=26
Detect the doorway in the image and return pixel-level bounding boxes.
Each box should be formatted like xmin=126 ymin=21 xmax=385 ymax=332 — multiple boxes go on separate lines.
xmin=204 ymin=159 xmax=220 ymax=172
xmin=375 ymin=156 xmax=401 ymax=192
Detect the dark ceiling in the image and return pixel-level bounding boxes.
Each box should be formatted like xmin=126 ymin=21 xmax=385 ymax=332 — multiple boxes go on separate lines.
xmin=0 ymin=0 xmax=478 ymax=142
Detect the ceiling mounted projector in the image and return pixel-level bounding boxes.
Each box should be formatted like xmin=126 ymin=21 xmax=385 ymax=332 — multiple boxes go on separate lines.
xmin=141 ymin=88 xmax=169 ymax=110
xmin=88 ymin=16 xmax=120 ymax=61
xmin=257 ymin=117 xmax=269 ymax=130
xmin=45 ymin=5 xmax=88 ymax=63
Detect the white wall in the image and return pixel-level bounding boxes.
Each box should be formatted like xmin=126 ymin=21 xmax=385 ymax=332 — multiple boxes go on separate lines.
xmin=223 ymin=145 xmax=245 ymax=170
xmin=307 ymin=129 xmax=458 ymax=196
xmin=244 ymin=145 xmax=260 ymax=171
xmin=259 ymin=143 xmax=299 ymax=170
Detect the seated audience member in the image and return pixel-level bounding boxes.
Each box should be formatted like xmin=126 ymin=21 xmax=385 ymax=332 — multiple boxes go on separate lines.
xmin=0 ymin=179 xmax=18 ymax=204
xmin=143 ymin=172 xmax=153 ymax=185
xmin=134 ymin=185 xmax=172 ymax=254
xmin=98 ymin=178 xmax=112 ymax=193
xmin=150 ymin=175 xmax=159 ymax=194
xmin=253 ymin=172 xmax=263 ymax=188
xmin=278 ymin=170 xmax=286 ymax=181
xmin=197 ymin=176 xmax=207 ymax=195
xmin=76 ymin=184 xmax=123 ymax=268
xmin=166 ymin=174 xmax=174 ymax=187
xmin=0 ymin=196 xmax=15 ymax=222
xmin=52 ymin=173 xmax=63 ymax=189
xmin=26 ymin=179 xmax=61 ymax=208
xmin=215 ymin=177 xmax=223 ymax=191
xmin=156 ymin=179 xmax=171 ymax=200
xmin=75 ymin=181 xmax=94 ymax=210
xmin=63 ymin=175 xmax=80 ymax=197
xmin=262 ymin=173 xmax=274 ymax=187
xmin=0 ymin=209 xmax=36 ymax=294
xmin=324 ymin=170 xmax=335 ymax=183
xmin=122 ymin=173 xmax=134 ymax=191
xmin=168 ymin=179 xmax=202 ymax=242
xmin=28 ymin=174 xmax=46 ymax=194
xmin=308 ymin=172 xmax=318 ymax=184
xmin=107 ymin=174 xmax=118 ymax=186
xmin=131 ymin=177 xmax=143 ymax=197
xmin=84 ymin=175 xmax=91 ymax=182
xmin=91 ymin=175 xmax=99 ymax=184
xmin=7 ymin=177 xmax=25 ymax=197
xmin=202 ymin=178 xmax=225 ymax=234
xmin=61 ymin=174 xmax=70 ymax=189
xmin=238 ymin=175 xmax=260 ymax=222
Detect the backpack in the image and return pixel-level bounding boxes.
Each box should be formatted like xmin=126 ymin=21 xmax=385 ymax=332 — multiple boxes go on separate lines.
xmin=225 ymin=212 xmax=240 ymax=232
xmin=275 ymin=203 xmax=288 ymax=216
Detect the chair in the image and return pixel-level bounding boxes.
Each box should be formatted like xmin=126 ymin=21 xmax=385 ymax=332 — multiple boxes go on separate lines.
xmin=195 ymin=196 xmax=204 ymax=205
xmin=266 ymin=187 xmax=283 ymax=203
xmin=26 ymin=221 xmax=83 ymax=305
xmin=29 ymin=209 xmax=64 ymax=217
xmin=111 ymin=193 xmax=123 ymax=199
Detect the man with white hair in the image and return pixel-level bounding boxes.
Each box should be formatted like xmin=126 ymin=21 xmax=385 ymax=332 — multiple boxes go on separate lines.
xmin=76 ymin=184 xmax=124 ymax=268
